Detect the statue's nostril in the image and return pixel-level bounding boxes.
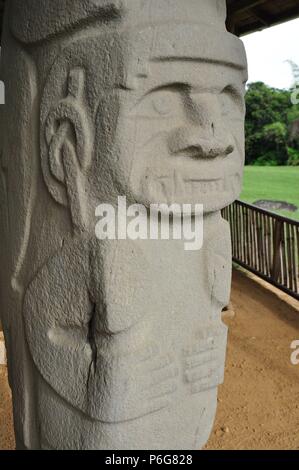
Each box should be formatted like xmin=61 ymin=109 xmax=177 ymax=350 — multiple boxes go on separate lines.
xmin=226 ymin=145 xmax=234 ymax=155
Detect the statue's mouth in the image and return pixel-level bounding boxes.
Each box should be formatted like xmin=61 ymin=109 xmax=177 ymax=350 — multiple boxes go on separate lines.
xmin=142 ymin=171 xmax=240 ymax=201
xmin=184 ymin=177 xmax=224 ymax=192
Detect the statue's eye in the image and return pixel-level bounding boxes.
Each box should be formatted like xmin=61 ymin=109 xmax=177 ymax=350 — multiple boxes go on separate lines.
xmin=132 ymin=88 xmax=183 ymax=119
xmin=151 ymin=93 xmax=173 ymax=116
xmin=219 ymin=85 xmax=245 ymax=119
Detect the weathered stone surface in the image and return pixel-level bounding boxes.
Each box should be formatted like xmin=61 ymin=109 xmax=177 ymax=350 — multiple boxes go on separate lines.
xmin=0 ymin=0 xmax=247 ymax=449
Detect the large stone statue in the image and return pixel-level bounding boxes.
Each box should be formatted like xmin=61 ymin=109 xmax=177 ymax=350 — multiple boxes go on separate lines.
xmin=0 ymin=0 xmax=247 ymax=450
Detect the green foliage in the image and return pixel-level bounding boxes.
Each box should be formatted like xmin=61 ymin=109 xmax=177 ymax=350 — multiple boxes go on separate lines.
xmin=287 ymin=147 xmax=299 ymax=166
xmin=245 ymin=81 xmax=299 ymax=166
xmin=287 ymin=104 xmax=299 ymax=123
xmin=252 ymin=153 xmax=281 ymax=166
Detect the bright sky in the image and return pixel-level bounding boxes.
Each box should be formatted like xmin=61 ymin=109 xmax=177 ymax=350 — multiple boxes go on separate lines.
xmin=242 ymin=18 xmax=299 ymax=90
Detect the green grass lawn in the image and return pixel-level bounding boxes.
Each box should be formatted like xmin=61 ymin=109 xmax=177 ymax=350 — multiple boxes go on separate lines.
xmin=240 ymin=166 xmax=299 ymax=221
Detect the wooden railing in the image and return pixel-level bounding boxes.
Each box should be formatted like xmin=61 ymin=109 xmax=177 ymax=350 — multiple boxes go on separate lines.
xmin=222 ymin=200 xmax=299 ymax=300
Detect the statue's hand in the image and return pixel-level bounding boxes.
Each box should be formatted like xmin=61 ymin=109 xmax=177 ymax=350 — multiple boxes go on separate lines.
xmin=88 ymin=343 xmax=179 ymax=422
xmin=183 ymin=324 xmax=227 ymax=395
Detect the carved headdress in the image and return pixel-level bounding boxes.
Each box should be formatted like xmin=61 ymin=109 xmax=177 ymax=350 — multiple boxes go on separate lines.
xmin=10 ymin=0 xmax=246 ymax=70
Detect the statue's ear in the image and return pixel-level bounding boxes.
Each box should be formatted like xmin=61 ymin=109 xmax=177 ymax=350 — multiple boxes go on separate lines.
xmin=41 ymin=68 xmax=93 ymax=231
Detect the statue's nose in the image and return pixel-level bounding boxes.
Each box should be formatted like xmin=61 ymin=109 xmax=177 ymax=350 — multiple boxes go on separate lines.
xmin=168 ymin=126 xmax=235 ymax=159
xmin=168 ymin=92 xmax=235 ymax=159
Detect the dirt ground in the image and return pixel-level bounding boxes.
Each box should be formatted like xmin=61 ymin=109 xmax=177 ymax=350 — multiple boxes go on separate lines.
xmin=0 ymin=267 xmax=299 ymax=450
xmin=206 ymin=268 xmax=299 ymax=450
xmin=0 ymin=366 xmax=14 ymax=450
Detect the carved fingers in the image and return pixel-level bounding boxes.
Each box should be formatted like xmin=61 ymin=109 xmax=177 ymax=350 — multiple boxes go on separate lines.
xmin=88 ymin=344 xmax=179 ymax=423
xmin=183 ymin=324 xmax=227 ymax=394
xmin=138 ymin=353 xmax=179 ymax=418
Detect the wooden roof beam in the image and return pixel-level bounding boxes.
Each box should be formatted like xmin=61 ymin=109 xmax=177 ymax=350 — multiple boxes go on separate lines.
xmin=227 ymin=0 xmax=268 ymax=16
xmin=251 ymin=7 xmax=272 ymax=26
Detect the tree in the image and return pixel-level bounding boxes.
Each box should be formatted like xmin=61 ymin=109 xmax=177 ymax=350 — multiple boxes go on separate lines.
xmin=245 ymin=82 xmax=299 ymax=165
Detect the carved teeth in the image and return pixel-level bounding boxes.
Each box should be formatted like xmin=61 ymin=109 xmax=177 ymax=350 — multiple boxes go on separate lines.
xmin=186 ymin=179 xmax=225 ymax=196
xmin=143 ymin=174 xmax=233 ymax=202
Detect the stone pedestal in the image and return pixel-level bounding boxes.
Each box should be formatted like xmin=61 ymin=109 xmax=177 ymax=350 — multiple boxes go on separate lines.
xmin=0 ymin=0 xmax=247 ymax=450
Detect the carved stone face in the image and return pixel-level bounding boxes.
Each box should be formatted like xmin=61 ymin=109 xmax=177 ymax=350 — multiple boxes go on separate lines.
xmin=100 ymin=57 xmax=247 ymax=212
xmin=40 ymin=25 xmax=247 ymax=232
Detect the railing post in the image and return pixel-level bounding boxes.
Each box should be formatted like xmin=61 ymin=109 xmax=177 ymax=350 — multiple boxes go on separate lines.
xmin=271 ymin=220 xmax=284 ymax=283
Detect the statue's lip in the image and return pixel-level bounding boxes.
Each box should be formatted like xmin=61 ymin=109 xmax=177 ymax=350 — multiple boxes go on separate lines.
xmin=152 ymin=174 xmax=229 ymax=185
xmin=183 ymin=177 xmax=222 ymax=183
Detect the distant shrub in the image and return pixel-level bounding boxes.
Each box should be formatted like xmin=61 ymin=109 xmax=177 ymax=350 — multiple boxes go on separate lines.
xmin=252 ymin=152 xmax=280 ymax=166
xmin=287 ymin=147 xmax=299 ymax=166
